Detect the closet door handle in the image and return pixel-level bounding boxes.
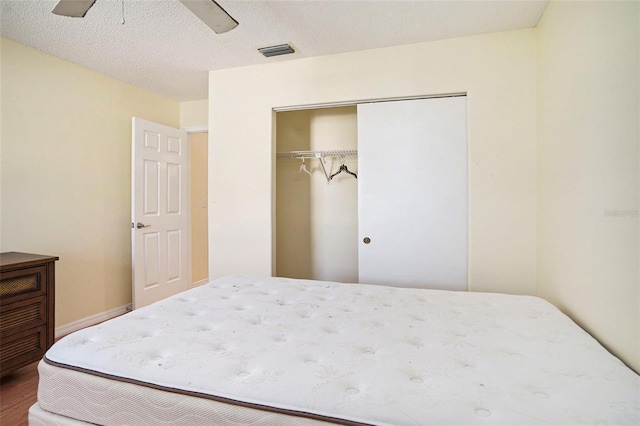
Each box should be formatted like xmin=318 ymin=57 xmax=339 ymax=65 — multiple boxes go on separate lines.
xmin=363 ymin=237 xmax=371 ymax=244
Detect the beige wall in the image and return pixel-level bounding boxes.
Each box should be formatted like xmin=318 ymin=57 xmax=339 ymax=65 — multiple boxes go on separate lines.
xmin=180 ymin=99 xmax=208 ymax=129
xmin=190 ymin=132 xmax=209 ymax=285
xmin=0 ymin=38 xmax=180 ymax=327
xmin=276 ymin=107 xmax=358 ymax=283
xmin=209 ymin=28 xmax=538 ymax=295
xmin=537 ymin=1 xmax=639 ymax=372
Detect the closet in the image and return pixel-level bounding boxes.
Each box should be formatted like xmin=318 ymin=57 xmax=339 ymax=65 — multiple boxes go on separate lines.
xmin=275 ymin=96 xmax=467 ymax=290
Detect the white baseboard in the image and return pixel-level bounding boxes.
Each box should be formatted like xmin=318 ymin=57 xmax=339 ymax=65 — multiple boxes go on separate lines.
xmin=55 ymin=304 xmax=132 ymax=339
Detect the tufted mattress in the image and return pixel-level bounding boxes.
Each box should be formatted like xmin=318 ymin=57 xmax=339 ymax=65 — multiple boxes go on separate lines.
xmin=31 ymin=276 xmax=639 ymax=425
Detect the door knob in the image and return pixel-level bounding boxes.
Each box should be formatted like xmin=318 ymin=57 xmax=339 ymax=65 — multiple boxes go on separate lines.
xmin=136 ymin=222 xmax=151 ymax=229
xmin=363 ymin=237 xmax=371 ymax=244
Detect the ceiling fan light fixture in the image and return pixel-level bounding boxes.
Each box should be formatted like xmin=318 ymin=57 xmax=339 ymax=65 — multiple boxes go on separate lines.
xmin=51 ymin=0 xmax=239 ymax=35
xmin=180 ymin=0 xmax=238 ymax=34
xmin=258 ymin=44 xmax=295 ymax=58
xmin=52 ymin=0 xmax=97 ymax=17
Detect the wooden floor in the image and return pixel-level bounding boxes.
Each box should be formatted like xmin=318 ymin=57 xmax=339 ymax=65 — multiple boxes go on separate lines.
xmin=0 ymin=361 xmax=39 ymax=426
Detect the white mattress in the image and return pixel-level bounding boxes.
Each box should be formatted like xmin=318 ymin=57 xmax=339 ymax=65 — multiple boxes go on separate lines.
xmin=33 ymin=361 xmax=334 ymax=426
xmin=38 ymin=276 xmax=639 ymax=425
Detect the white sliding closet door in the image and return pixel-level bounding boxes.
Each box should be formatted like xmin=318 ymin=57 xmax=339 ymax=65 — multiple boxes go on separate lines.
xmin=357 ymin=96 xmax=468 ymax=290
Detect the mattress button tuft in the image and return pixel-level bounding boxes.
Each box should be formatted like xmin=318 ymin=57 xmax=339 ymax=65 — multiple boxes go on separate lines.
xmin=475 ymin=408 xmax=491 ymax=417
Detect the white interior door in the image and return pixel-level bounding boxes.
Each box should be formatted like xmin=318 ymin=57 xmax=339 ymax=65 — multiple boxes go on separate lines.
xmin=132 ymin=117 xmax=190 ymax=309
xmin=357 ymin=96 xmax=468 ymax=290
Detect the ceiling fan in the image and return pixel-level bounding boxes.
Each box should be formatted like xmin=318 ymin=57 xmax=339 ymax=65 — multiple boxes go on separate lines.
xmin=51 ymin=0 xmax=239 ymax=34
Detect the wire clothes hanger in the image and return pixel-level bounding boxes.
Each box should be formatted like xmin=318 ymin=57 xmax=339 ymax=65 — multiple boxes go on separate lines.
xmin=299 ymin=158 xmax=312 ymax=175
xmin=330 ymin=158 xmax=357 ymax=180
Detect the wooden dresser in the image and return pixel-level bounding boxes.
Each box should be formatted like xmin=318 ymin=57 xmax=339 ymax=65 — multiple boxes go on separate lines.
xmin=0 ymin=252 xmax=58 ymax=377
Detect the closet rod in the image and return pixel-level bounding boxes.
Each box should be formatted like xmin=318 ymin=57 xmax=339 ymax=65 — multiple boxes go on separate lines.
xmin=276 ymin=149 xmax=357 ymax=159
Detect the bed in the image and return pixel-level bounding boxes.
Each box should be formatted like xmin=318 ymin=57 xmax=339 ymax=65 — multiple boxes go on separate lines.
xmin=29 ymin=276 xmax=639 ymax=425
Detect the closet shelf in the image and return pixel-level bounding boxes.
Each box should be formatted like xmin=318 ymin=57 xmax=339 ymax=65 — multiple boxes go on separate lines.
xmin=276 ymin=149 xmax=357 ymax=159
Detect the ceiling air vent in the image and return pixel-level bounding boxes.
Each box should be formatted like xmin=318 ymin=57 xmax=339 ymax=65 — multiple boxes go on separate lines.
xmin=258 ymin=44 xmax=295 ymax=58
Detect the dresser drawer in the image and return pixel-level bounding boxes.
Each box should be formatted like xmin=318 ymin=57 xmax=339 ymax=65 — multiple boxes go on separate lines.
xmin=0 ymin=265 xmax=47 ymax=300
xmin=0 ymin=296 xmax=46 ymax=336
xmin=0 ymin=252 xmax=57 ymax=377
xmin=0 ymin=324 xmax=47 ymax=374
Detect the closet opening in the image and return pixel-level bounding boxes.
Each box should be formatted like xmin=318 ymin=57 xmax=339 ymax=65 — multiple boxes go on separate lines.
xmin=274 ymin=95 xmax=468 ymax=291
xmin=275 ymin=106 xmax=359 ymax=283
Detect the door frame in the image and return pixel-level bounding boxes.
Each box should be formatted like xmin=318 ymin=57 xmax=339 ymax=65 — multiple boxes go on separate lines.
xmin=186 ymin=129 xmax=210 ymax=288
xmin=272 ymin=93 xmax=466 ymax=112
xmin=271 ymin=93 xmax=469 ymax=283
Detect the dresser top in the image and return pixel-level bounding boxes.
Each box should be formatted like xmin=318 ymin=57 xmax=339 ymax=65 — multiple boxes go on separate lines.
xmin=0 ymin=252 xmax=59 ymax=269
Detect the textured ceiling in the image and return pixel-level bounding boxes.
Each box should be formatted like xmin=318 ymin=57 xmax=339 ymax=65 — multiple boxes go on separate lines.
xmin=0 ymin=0 xmax=547 ymax=101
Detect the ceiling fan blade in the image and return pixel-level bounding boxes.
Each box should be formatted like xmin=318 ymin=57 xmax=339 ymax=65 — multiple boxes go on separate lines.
xmin=180 ymin=0 xmax=238 ymax=34
xmin=52 ymin=0 xmax=97 ymax=18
